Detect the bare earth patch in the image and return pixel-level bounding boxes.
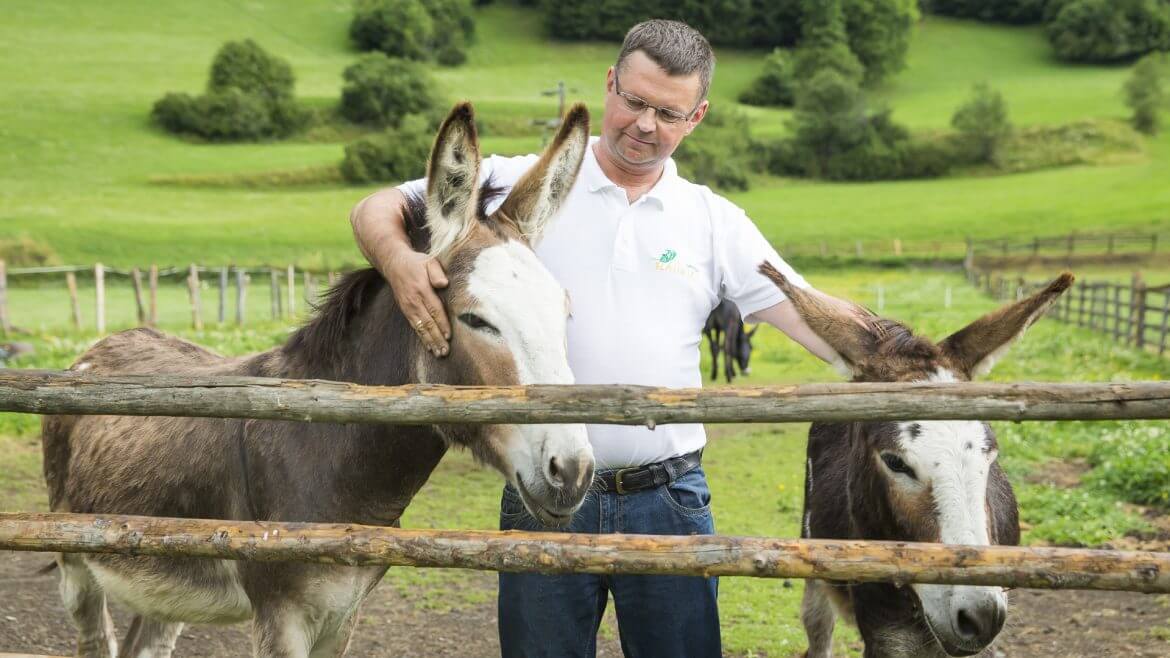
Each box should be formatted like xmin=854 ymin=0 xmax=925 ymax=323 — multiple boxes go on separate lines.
xmin=3 ymin=550 xmax=1169 ymax=657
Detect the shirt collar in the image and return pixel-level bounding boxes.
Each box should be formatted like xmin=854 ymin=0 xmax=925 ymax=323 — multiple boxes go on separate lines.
xmin=582 ymin=137 xmax=677 ymax=208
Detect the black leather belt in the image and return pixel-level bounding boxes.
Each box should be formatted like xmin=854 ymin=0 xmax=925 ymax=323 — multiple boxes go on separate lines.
xmin=597 ymin=450 xmax=703 ymax=495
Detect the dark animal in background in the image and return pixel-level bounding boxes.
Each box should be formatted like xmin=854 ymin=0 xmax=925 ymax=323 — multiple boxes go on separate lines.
xmin=760 ymin=263 xmax=1073 ymax=658
xmin=704 ymin=300 xmax=758 ymax=383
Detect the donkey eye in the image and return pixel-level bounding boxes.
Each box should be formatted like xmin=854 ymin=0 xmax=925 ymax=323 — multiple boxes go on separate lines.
xmin=881 ymin=453 xmax=917 ymax=480
xmin=458 ymin=313 xmax=500 ymax=335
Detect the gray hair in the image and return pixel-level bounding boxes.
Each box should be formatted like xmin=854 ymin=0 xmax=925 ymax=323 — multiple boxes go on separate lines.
xmin=616 ymin=19 xmax=715 ymax=103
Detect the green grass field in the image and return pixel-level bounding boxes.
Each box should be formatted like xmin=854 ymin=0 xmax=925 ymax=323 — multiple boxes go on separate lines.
xmin=3 ymin=1 xmax=1169 ymax=270
xmin=4 ymin=268 xmax=1167 ymax=655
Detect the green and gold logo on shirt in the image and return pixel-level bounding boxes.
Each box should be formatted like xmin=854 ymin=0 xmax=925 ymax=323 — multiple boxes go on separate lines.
xmin=652 ymin=248 xmax=697 ymax=278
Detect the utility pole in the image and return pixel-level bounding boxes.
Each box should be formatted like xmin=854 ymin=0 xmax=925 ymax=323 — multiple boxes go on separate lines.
xmin=531 ymin=81 xmax=576 ymax=144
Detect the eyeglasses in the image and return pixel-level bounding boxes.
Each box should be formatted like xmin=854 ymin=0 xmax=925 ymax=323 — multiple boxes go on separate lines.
xmin=612 ymin=71 xmax=698 ymax=126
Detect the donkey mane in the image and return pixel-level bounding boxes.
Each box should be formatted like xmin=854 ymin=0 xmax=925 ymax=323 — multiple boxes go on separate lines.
xmin=282 ymin=180 xmax=508 ymax=374
xmin=854 ymin=316 xmax=944 ymax=381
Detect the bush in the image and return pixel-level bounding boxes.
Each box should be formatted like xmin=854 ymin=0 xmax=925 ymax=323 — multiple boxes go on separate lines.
xmin=207 ymin=39 xmax=295 ymax=103
xmin=152 ymin=40 xmax=308 ymax=141
xmin=951 ymin=83 xmax=1012 ymax=163
xmin=1046 ymin=0 xmax=1170 ymax=63
xmin=738 ymin=49 xmax=797 ymax=107
xmin=767 ymin=69 xmax=955 ymax=180
xmin=673 ymin=108 xmax=757 ymax=191
xmin=1124 ymin=52 xmax=1168 ymax=134
xmin=340 ymin=53 xmax=437 ymax=127
xmin=925 ymin=0 xmax=1049 ymax=23
xmin=350 ymin=0 xmax=474 ymax=65
xmin=340 ymin=114 xmax=435 ymax=183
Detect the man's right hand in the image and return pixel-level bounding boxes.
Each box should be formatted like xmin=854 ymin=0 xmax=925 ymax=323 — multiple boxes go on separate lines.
xmin=351 ymin=187 xmax=453 ymax=357
xmin=385 ymin=243 xmax=451 ymax=356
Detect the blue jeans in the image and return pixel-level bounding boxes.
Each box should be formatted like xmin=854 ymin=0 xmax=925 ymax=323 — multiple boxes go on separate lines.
xmin=498 ymin=466 xmax=720 ymax=658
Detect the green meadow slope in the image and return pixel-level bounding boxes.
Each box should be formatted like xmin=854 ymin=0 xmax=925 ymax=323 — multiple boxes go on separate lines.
xmin=2 ymin=1 xmax=1168 ymax=268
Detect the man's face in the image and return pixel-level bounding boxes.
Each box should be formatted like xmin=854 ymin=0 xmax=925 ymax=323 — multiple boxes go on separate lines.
xmin=600 ymin=50 xmax=708 ymax=172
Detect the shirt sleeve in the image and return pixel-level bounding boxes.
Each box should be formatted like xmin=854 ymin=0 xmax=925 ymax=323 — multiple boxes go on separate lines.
xmin=712 ymin=195 xmax=810 ymax=319
xmin=396 ymin=152 xmax=541 ymax=215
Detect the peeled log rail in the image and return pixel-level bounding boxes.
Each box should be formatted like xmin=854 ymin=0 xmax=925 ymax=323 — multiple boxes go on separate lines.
xmin=2 ymin=369 xmax=1170 ymax=424
xmin=2 ymin=513 xmax=1167 ymax=593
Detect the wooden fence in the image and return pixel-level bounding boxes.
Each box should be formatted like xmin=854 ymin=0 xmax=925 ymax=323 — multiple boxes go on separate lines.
xmin=1 ymin=370 xmax=1169 ymax=592
xmin=0 ymin=261 xmax=347 ymax=334
xmin=1 ymin=230 xmax=1163 ymax=335
xmin=970 ymin=270 xmax=1170 ymax=356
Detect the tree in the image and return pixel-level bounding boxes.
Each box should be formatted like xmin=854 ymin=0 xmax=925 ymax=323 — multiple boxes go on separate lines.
xmin=1125 ymin=53 xmax=1168 ymax=134
xmin=207 ymin=39 xmax=295 ymax=103
xmin=951 ymin=83 xmax=1012 ymax=163
xmin=738 ymin=49 xmax=798 ymax=107
xmin=786 ymin=69 xmax=872 ymax=176
xmin=339 ymin=54 xmax=437 ymax=127
xmin=792 ymin=0 xmax=865 ymax=86
xmin=350 ymin=0 xmax=436 ymax=61
xmin=1046 ymin=0 xmax=1170 ymax=63
xmin=844 ymin=0 xmax=918 ymax=84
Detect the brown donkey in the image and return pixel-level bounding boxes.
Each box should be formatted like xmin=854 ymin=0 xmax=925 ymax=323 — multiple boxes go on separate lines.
xmin=42 ymin=103 xmax=596 ymax=658
xmin=760 ymin=264 xmax=1073 ymax=658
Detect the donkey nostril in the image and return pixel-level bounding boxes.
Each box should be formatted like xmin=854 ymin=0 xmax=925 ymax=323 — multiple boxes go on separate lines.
xmin=548 ymin=457 xmax=562 ymax=484
xmin=955 ymin=608 xmax=982 ymax=640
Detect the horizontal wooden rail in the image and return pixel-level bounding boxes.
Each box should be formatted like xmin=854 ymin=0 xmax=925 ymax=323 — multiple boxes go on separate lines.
xmin=2 ymin=369 xmax=1170 ymax=424
xmin=2 ymin=513 xmax=1167 ymax=592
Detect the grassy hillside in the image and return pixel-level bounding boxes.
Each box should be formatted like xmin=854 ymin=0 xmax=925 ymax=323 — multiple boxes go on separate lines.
xmin=2 ymin=1 xmax=1168 ymax=269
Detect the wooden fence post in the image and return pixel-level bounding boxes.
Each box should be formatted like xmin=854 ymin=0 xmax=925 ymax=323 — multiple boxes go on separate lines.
xmin=855 ymin=241 xmax=864 ymax=258
xmin=287 ymin=265 xmax=295 ymax=319
xmin=303 ymin=271 xmax=314 ymax=307
xmin=148 ymin=264 xmax=158 ymax=327
xmin=1112 ymin=284 xmax=1123 ymax=342
xmin=893 ymin=239 xmax=902 ymax=257
xmin=0 ymin=259 xmax=9 ymax=336
xmin=95 ymin=263 xmax=105 ymax=334
xmin=130 ymin=267 xmax=146 ymax=326
xmin=187 ymin=264 xmax=202 ymax=331
xmin=218 ymin=267 xmax=228 ymax=324
xmin=1158 ymin=291 xmax=1169 ymax=356
xmin=819 ymin=242 xmax=828 ymax=258
xmin=235 ymin=268 xmax=247 ymax=326
xmin=1077 ymin=283 xmax=1086 ymax=328
xmin=1132 ymin=273 xmax=1147 ymax=348
xmin=66 ymin=272 xmax=82 ymax=330
xmin=270 ymin=269 xmax=280 ymax=320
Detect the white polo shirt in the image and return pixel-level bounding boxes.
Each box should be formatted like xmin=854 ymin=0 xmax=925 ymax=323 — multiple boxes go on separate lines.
xmin=400 ymin=139 xmax=808 ymax=469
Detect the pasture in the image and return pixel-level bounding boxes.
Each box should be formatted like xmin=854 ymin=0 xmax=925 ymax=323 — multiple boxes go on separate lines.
xmin=3 ymin=0 xmax=1170 ymax=656
xmin=3 ymin=270 xmax=1169 ymax=656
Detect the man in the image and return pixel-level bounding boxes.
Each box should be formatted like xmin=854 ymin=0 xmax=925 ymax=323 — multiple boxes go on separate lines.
xmin=351 ymin=20 xmax=847 ymax=657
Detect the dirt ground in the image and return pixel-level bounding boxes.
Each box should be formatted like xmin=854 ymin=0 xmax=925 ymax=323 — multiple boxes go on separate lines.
xmin=1 ymin=550 xmax=1167 ymax=658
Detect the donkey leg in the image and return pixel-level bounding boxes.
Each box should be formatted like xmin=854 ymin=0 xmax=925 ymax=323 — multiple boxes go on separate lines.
xmin=801 ymin=579 xmax=837 ymax=658
xmin=117 ymin=616 xmax=184 ymax=658
xmin=707 ymin=330 xmax=720 ymax=381
xmin=58 ymin=554 xmax=118 ymax=658
xmin=252 ymin=607 xmax=311 ymax=658
xmin=307 ymin=610 xmax=361 ymax=658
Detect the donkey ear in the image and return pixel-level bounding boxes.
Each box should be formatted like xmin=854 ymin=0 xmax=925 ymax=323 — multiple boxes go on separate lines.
xmin=939 ymin=273 xmax=1074 ymax=378
xmin=491 ymin=104 xmax=590 ymax=243
xmin=758 ymin=261 xmax=878 ymax=378
xmin=425 ymin=102 xmax=481 ymax=258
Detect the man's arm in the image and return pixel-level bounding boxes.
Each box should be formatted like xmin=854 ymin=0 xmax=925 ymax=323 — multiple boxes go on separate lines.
xmin=746 ymin=293 xmax=860 ymax=373
xmin=349 ymin=187 xmax=451 ymax=356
